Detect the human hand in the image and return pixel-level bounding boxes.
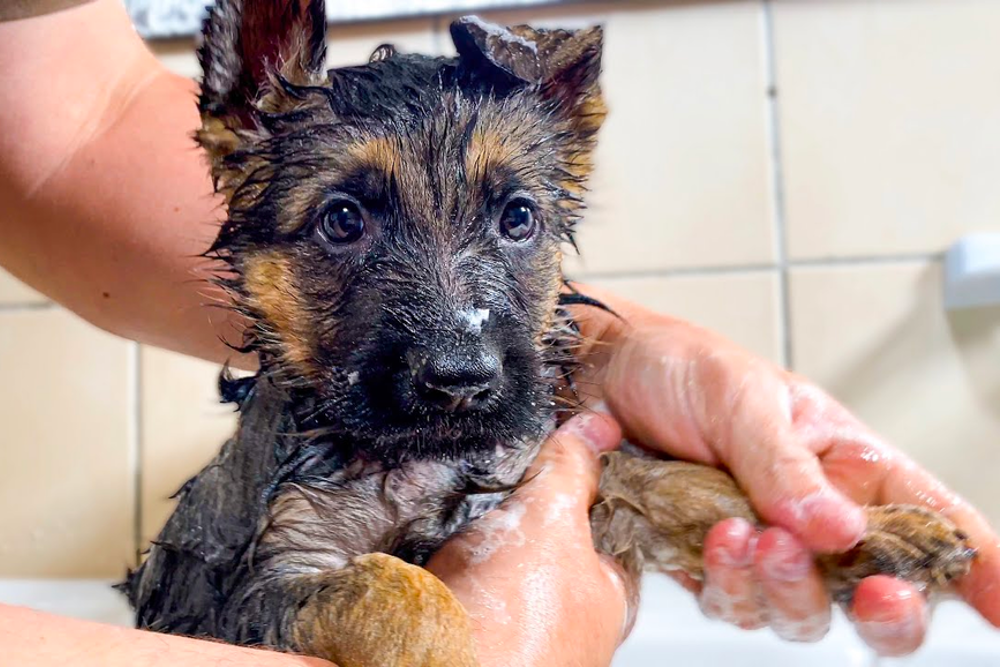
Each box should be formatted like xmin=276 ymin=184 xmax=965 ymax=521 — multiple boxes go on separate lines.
xmin=570 ymin=284 xmax=1000 ymax=656
xmin=428 ymin=410 xmax=631 ymax=667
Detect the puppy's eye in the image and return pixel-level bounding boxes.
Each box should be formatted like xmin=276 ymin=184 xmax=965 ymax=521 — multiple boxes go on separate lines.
xmin=499 ymin=199 xmax=536 ymax=242
xmin=318 ymin=200 xmax=365 ymax=245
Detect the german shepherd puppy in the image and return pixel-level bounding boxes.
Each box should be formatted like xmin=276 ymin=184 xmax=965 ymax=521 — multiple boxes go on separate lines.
xmin=123 ymin=2 xmax=975 ymax=665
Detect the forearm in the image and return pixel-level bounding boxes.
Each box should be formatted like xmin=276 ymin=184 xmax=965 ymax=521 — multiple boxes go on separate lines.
xmin=0 ymin=605 xmax=332 ymax=667
xmin=0 ymin=0 xmax=249 ymax=366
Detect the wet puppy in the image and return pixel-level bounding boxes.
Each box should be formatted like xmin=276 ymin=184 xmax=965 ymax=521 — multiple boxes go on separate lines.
xmin=123 ymin=2 xmax=975 ymax=665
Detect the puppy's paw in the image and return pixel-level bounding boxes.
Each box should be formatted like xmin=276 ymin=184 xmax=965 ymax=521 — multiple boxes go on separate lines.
xmin=819 ymin=505 xmax=976 ymax=603
xmin=293 ymin=553 xmax=479 ymax=667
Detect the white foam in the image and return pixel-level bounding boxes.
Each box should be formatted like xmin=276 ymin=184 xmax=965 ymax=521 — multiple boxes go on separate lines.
xmin=467 ymin=501 xmax=526 ymax=565
xmin=463 ymin=16 xmax=539 ymax=54
xmin=543 ymin=492 xmax=577 ymax=528
xmin=698 ymin=584 xmax=763 ymax=628
xmin=460 ymin=308 xmax=491 ymax=334
xmin=770 ymin=614 xmax=831 ymax=643
xmin=465 ymin=574 xmax=511 ymax=627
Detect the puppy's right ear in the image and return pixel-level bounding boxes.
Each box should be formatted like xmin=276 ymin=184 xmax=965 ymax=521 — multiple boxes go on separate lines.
xmin=197 ymin=0 xmax=328 ymax=175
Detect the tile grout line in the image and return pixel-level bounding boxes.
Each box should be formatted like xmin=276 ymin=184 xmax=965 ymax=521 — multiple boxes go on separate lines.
xmin=565 ymin=252 xmax=943 ymax=283
xmin=127 ymin=342 xmax=144 ymax=567
xmin=0 ymin=249 xmax=942 ymax=317
xmin=431 ymin=15 xmax=446 ymax=54
xmin=760 ymin=0 xmax=794 ymax=371
xmin=567 ymin=263 xmax=779 ymax=282
xmin=793 ymin=252 xmax=943 ymax=267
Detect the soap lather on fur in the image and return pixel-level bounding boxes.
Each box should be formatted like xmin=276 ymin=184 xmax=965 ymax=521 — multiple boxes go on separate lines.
xmin=122 ymin=1 xmax=976 ymax=665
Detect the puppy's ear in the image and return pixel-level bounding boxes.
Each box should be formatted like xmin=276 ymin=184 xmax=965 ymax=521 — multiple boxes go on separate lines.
xmin=197 ymin=0 xmax=328 ymax=171
xmin=450 ymin=17 xmax=606 ymax=137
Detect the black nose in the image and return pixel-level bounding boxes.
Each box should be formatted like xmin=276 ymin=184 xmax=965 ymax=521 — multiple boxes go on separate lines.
xmin=410 ymin=347 xmax=502 ymax=413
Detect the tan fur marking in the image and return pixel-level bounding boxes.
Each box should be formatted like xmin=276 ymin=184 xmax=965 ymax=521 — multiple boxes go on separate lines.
xmin=347 ymin=136 xmax=400 ymax=178
xmin=465 ymin=128 xmax=516 ymax=182
xmin=274 ymin=181 xmax=324 ymax=233
xmin=243 ymin=253 xmax=315 ymax=373
xmin=537 ymin=247 xmax=564 ymax=345
xmin=197 ymin=115 xmax=243 ymax=179
xmin=560 ymin=93 xmax=607 ymax=193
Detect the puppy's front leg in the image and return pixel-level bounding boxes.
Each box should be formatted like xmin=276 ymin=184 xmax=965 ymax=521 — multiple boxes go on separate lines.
xmin=288 ymin=553 xmax=479 ymax=667
xmin=591 ymin=450 xmax=976 ymax=602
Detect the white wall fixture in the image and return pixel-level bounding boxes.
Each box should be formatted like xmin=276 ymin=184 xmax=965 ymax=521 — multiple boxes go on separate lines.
xmin=944 ymin=233 xmax=1000 ymax=310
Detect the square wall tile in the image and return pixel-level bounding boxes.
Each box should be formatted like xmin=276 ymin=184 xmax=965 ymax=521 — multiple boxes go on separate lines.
xmin=0 ymin=268 xmax=46 ymax=306
xmin=775 ymin=0 xmax=1000 ymax=259
xmin=325 ymin=18 xmax=439 ymax=64
xmin=587 ymin=271 xmax=783 ymax=364
xmin=148 ymin=18 xmax=438 ymax=79
xmin=790 ymin=263 xmax=1000 ymax=525
xmin=148 ymin=38 xmax=201 ymax=79
xmin=0 ymin=309 xmax=133 ymax=577
xmin=474 ymin=1 xmax=774 ymax=274
xmin=140 ymin=347 xmax=238 ymax=546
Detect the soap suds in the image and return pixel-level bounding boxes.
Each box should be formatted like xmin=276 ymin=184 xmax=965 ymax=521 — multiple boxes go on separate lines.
xmin=467 ymin=501 xmax=526 ymax=565
xmin=463 ymin=16 xmax=539 ymax=54
xmin=460 ymin=308 xmax=491 ymax=334
xmin=699 ymin=584 xmax=764 ymax=629
xmin=770 ymin=614 xmax=830 ymax=643
xmin=543 ymin=492 xmax=577 ymax=528
xmin=465 ymin=574 xmax=511 ymax=627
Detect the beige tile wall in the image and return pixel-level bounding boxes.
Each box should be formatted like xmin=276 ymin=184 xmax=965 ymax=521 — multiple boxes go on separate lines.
xmin=1 ymin=0 xmax=997 ymax=577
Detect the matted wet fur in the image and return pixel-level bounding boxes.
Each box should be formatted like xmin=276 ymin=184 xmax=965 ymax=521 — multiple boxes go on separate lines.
xmin=123 ymin=2 xmax=976 ymax=664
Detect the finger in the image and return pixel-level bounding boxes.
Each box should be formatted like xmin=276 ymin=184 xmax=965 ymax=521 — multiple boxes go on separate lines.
xmin=430 ymin=410 xmax=623 ymax=574
xmin=851 ymin=576 xmax=928 ymax=657
xmin=790 ymin=382 xmax=895 ymax=506
xmin=753 ymin=528 xmax=831 ymax=642
xmin=699 ymin=518 xmax=766 ymax=630
xmin=728 ymin=418 xmax=866 ymax=553
xmin=794 ymin=391 xmax=1000 ymax=627
xmin=880 ymin=460 xmax=1000 ymax=627
xmin=522 ymin=409 xmax=624 ymax=512
xmin=600 ymin=553 xmax=642 ymax=646
xmin=713 ymin=375 xmax=867 ymax=554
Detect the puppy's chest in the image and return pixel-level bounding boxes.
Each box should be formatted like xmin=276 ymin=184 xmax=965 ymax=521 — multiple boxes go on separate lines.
xmin=258 ymin=447 xmax=535 ymax=570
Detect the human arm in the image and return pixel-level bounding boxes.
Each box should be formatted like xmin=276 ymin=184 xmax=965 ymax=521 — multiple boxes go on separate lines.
xmin=0 ymin=0 xmax=248 ymax=365
xmin=0 ymin=604 xmax=334 ymax=667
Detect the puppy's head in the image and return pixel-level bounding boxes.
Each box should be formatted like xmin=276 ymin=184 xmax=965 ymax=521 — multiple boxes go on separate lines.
xmin=200 ymin=0 xmax=606 ymax=460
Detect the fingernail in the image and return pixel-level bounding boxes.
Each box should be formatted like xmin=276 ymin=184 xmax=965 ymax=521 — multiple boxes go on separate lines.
xmin=560 ymin=412 xmax=619 ymax=454
xmin=856 ymin=616 xmax=923 ymax=656
xmin=855 ymin=583 xmax=919 ymax=623
xmin=713 ymin=519 xmax=755 ymax=568
xmin=789 ymin=490 xmax=868 ymax=550
xmin=590 ymin=400 xmax=612 ymax=416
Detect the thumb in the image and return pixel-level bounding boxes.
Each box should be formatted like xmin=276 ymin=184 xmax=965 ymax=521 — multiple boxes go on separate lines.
xmin=519 ymin=409 xmax=624 ymax=513
xmin=431 ymin=409 xmax=623 ymax=573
